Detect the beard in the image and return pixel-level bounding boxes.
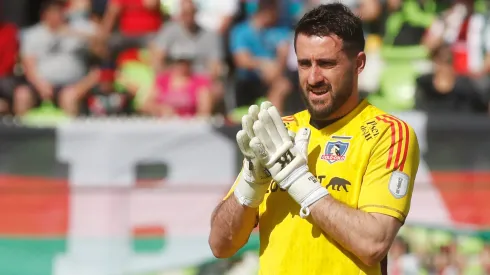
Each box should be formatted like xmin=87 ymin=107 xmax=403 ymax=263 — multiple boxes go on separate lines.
xmin=300 ymin=70 xmax=354 ymax=120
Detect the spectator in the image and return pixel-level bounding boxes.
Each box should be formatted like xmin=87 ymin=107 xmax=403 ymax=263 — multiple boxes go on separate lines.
xmin=230 ymin=0 xmax=291 ymax=113
xmin=150 ymin=0 xmax=223 ymax=75
xmin=162 ymin=0 xmax=239 ymax=35
xmin=241 ymin=0 xmax=303 ymax=29
xmin=423 ymin=0 xmax=490 ymax=95
xmin=140 ymin=51 xmax=213 ymax=118
xmin=82 ymin=68 xmax=134 ymax=116
xmin=0 ymin=20 xmax=19 ymax=115
xmin=14 ymin=0 xmax=97 ymax=116
xmin=415 ymin=45 xmax=488 ymax=113
xmin=306 ymin=0 xmax=382 ymax=24
xmin=388 ymin=236 xmax=420 ymax=275
xmin=100 ymin=0 xmax=164 ymax=63
xmin=431 ymin=245 xmax=461 ymax=275
xmin=150 ymin=0 xmax=224 ymax=110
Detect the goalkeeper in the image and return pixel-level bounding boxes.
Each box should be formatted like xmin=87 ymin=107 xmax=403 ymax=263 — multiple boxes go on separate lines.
xmin=209 ymin=3 xmax=420 ymax=275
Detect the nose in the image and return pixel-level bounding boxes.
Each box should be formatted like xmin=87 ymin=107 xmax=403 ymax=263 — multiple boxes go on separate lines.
xmin=308 ymin=65 xmax=323 ymax=85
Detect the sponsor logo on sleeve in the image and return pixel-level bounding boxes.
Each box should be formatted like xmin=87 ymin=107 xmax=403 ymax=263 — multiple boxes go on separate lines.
xmin=389 ymin=171 xmax=410 ymax=199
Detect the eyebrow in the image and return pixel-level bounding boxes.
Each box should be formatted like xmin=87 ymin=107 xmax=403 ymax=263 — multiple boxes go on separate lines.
xmin=297 ymin=58 xmax=336 ymax=63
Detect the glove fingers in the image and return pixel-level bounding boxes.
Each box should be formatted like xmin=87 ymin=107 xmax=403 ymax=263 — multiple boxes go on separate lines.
xmin=250 ymin=137 xmax=270 ymax=165
xmin=242 ymin=114 xmax=255 ymax=139
xmin=248 ymin=104 xmax=260 ymax=121
xmin=253 ymin=120 xmax=276 ymax=153
xmin=288 ymin=130 xmax=296 ymax=140
xmin=295 ymin=127 xmax=311 ymax=159
xmin=267 ymin=106 xmax=291 ymax=143
xmin=258 ymin=109 xmax=283 ymax=148
xmin=260 ymin=101 xmax=273 ymax=111
xmin=237 ymin=130 xmax=254 ymax=159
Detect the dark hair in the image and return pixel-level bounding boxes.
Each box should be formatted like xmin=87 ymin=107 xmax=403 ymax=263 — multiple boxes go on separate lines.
xmin=294 ymin=3 xmax=365 ymax=56
xmin=41 ymin=0 xmax=65 ymax=14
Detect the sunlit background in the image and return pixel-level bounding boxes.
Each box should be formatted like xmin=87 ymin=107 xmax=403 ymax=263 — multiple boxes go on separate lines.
xmin=0 ymin=0 xmax=489 ymax=274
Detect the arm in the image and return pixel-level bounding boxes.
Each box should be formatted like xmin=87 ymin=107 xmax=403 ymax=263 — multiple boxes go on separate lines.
xmin=100 ymin=0 xmax=121 ymax=36
xmin=309 ymin=119 xmax=420 ymax=266
xmin=207 ymin=33 xmax=225 ymax=79
xmin=149 ymin=25 xmax=173 ymax=72
xmin=22 ymin=55 xmax=53 ymax=98
xmin=209 ymin=173 xmax=258 ymax=258
xmin=359 ymin=0 xmax=382 ymax=22
xmin=276 ymin=41 xmax=289 ymax=72
xmin=309 ymin=197 xmax=401 ymax=266
xmin=71 ymin=68 xmax=101 ymax=98
xmin=196 ymin=86 xmax=213 ymax=117
xmin=230 ymin=26 xmax=261 ymax=70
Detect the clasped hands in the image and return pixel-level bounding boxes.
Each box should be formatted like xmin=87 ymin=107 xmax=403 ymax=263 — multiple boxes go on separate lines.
xmin=234 ymin=102 xmax=329 ymax=218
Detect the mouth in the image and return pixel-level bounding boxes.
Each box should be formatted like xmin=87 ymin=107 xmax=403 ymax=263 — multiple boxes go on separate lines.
xmin=308 ymin=88 xmax=330 ymax=99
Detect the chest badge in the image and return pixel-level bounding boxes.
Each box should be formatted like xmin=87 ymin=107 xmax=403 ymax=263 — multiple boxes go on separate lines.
xmin=321 ymin=136 xmax=352 ymax=164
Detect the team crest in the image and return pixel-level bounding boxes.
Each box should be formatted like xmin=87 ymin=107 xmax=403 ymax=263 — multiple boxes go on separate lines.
xmin=321 ymin=140 xmax=350 ymax=164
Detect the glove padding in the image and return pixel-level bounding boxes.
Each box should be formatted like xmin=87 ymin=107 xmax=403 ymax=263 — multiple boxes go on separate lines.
xmin=249 ymin=103 xmax=329 ymax=218
xmin=234 ymin=102 xmax=273 ymax=208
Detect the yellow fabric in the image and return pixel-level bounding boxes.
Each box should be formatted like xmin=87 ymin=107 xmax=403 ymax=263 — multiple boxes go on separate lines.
xmin=226 ymin=100 xmax=420 ymax=275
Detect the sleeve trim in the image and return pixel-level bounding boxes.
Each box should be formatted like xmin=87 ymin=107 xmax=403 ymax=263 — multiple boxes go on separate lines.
xmin=359 ymin=204 xmax=407 ymax=221
xmin=375 ymin=115 xmax=410 ymax=172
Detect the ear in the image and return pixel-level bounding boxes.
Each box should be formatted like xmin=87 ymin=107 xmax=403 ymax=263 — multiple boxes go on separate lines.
xmin=356 ymin=51 xmax=366 ymax=75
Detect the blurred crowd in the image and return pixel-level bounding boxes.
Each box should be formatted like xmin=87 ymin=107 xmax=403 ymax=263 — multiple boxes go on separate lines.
xmin=0 ymin=0 xmax=490 ymax=120
xmin=193 ymin=226 xmax=490 ymax=275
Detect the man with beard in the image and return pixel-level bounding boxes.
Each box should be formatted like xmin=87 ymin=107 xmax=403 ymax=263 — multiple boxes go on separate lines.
xmin=208 ymin=3 xmax=420 ymax=275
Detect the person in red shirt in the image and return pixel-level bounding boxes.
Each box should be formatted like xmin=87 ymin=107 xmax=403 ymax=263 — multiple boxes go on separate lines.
xmin=0 ymin=21 xmax=19 ymax=115
xmin=100 ymin=0 xmax=164 ymax=64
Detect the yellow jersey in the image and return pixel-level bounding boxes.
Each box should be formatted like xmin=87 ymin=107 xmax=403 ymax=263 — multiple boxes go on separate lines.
xmin=226 ymin=99 xmax=420 ymax=275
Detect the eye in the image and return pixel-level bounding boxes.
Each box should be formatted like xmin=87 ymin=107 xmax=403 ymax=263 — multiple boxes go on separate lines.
xmin=317 ymin=60 xmax=336 ymax=68
xmin=297 ymin=60 xmax=311 ymax=68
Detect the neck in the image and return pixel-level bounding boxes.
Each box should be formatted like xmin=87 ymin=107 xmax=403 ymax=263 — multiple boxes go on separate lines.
xmin=309 ymin=93 xmax=360 ymax=129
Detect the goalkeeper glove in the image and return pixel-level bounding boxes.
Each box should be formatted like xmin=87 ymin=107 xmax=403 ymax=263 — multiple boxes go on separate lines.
xmin=249 ymin=103 xmax=329 ymax=218
xmin=233 ymin=102 xmax=273 ymax=208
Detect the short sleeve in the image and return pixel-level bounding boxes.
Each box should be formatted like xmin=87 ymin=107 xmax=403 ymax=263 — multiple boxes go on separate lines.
xmin=229 ymin=25 xmax=249 ymax=54
xmin=21 ymin=28 xmax=39 ymax=56
xmin=358 ymin=116 xmax=420 ymax=223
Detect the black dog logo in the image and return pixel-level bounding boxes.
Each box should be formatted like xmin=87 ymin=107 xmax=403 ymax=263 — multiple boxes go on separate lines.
xmin=326 ymin=177 xmax=351 ymax=192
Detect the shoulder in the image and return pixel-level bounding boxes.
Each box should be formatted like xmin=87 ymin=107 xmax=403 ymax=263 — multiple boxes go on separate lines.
xmin=162 ymin=21 xmax=180 ymax=33
xmin=282 ymin=110 xmax=309 ymax=132
xmin=24 ymin=24 xmax=44 ymax=37
xmin=358 ymin=105 xmax=416 ymax=146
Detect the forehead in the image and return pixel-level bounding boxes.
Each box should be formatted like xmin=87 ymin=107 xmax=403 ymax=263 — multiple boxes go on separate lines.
xmin=295 ymin=34 xmax=344 ymax=59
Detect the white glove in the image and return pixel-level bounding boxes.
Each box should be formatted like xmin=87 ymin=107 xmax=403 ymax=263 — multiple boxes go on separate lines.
xmin=249 ymin=103 xmax=329 ymax=218
xmin=233 ymin=102 xmax=273 ymax=208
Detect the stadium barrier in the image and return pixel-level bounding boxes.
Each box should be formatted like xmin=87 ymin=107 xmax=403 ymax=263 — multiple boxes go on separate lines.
xmin=0 ymin=112 xmax=489 ymax=275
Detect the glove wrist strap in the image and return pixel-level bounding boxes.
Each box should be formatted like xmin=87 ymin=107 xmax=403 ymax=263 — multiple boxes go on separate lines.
xmin=234 ymin=176 xmax=270 ymax=208
xmin=284 ymin=171 xmax=329 ymax=218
